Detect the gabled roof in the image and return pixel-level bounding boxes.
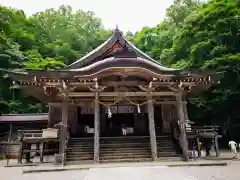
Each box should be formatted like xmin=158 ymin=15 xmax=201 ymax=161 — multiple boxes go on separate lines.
xmin=65 ymin=27 xmax=163 ymax=69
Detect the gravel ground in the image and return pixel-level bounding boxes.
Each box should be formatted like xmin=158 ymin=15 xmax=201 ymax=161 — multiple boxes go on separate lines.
xmin=1 ymin=161 xmax=240 ymax=180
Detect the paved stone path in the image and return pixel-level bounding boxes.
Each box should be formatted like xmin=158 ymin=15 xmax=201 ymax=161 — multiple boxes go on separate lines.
xmin=2 ymin=161 xmax=240 ymax=180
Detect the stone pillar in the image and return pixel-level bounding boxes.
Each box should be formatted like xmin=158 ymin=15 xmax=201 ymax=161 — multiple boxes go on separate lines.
xmin=59 ymin=95 xmax=68 ymax=163
xmin=176 ymin=94 xmax=189 ymax=161
xmin=147 ymin=99 xmax=157 ymax=161
xmin=94 ymin=92 xmax=100 ymax=163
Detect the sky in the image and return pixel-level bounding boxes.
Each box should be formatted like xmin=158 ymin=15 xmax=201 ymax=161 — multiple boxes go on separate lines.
xmin=0 ymin=0 xmax=174 ymax=32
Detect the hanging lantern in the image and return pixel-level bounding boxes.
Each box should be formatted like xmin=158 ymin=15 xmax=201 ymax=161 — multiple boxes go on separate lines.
xmin=107 ymin=107 xmax=112 ymax=118
xmin=137 ymin=104 xmax=141 ymax=113
xmin=12 ymin=81 xmax=15 ymax=85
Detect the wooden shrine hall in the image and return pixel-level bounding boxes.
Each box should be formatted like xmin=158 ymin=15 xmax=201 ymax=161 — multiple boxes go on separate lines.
xmin=6 ymin=28 xmax=221 ymax=164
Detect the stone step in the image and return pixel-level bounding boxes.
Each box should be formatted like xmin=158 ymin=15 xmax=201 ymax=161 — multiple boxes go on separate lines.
xmin=66 ymin=134 xmax=180 ymax=163
xmin=65 ymin=160 xmax=94 ymax=165
xmin=67 ymin=144 xmax=93 ymax=147
xmin=100 ymin=142 xmax=150 ymax=147
xmin=66 ymin=147 xmax=93 ymax=151
xmin=157 ymin=148 xmax=176 ymax=152
xmin=157 ymin=145 xmax=175 ymax=149
xmin=66 ymin=154 xmax=93 ymax=158
xmin=157 ymin=152 xmax=179 ymax=157
xmin=100 ymin=157 xmax=152 ymax=163
xmin=100 ymin=139 xmax=150 ymax=142
xmin=66 ymin=151 xmax=94 ymax=155
xmin=70 ymin=137 xmax=94 ymax=141
xmin=68 ymin=142 xmax=93 ymax=145
xmin=66 ymin=156 xmax=93 ymax=161
xmin=67 ymin=141 xmax=175 ymax=145
xmin=100 ymin=151 xmax=151 ymax=156
xmin=67 ymin=144 xmax=175 ymax=149
xmin=100 ymin=155 xmax=151 ymax=160
xmin=99 ymin=140 xmax=150 ymax=144
xmin=67 ymin=146 xmax=93 ymax=149
xmin=100 ymin=148 xmax=151 ymax=153
xmin=67 ymin=148 xmax=150 ymax=152
xmin=67 ymin=153 xmax=150 ymax=159
xmin=68 ymin=137 xmax=172 ymax=143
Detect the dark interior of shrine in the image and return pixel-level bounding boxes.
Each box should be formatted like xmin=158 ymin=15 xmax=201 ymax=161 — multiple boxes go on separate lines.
xmin=72 ymin=105 xmax=163 ymax=137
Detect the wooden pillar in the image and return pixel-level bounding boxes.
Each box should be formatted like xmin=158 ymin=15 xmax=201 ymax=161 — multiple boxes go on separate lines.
xmin=183 ymin=101 xmax=189 ymax=121
xmin=94 ymin=92 xmax=100 ymax=163
xmin=59 ymin=95 xmax=68 ymax=164
xmin=196 ymin=137 xmax=201 ymax=157
xmin=40 ymin=141 xmax=44 ymax=163
xmin=48 ymin=105 xmax=52 ymax=128
xmin=176 ymin=93 xmax=189 ymax=161
xmin=17 ymin=141 xmax=23 ymax=164
xmin=215 ymin=135 xmax=220 ymax=157
xmin=147 ymin=99 xmax=157 ymax=161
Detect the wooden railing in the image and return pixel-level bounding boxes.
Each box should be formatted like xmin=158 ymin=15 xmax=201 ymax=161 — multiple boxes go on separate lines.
xmin=173 ymin=127 xmax=183 ymax=150
xmin=186 ymin=125 xmax=219 ymax=137
xmin=173 ymin=125 xmax=220 ymax=152
xmin=18 ymin=130 xmax=43 ymax=140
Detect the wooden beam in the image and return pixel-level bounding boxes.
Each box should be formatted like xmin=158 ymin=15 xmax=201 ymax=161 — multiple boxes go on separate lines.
xmin=68 ymin=91 xmax=176 ymax=97
xmin=38 ymin=81 xmax=201 ymax=88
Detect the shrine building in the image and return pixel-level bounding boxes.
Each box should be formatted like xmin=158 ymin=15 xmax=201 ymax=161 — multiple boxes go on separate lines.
xmin=4 ymin=28 xmax=221 ymax=164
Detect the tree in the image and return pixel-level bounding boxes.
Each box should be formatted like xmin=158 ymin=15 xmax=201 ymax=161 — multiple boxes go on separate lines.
xmin=0 ymin=5 xmax=110 ymax=113
xmin=161 ymin=0 xmax=240 ymax=125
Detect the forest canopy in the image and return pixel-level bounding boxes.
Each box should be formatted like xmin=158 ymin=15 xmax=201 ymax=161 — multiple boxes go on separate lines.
xmin=1 ymin=0 xmax=240 ymax=126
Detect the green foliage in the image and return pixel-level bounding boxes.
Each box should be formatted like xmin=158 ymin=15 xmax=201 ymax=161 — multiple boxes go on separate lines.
xmin=1 ymin=0 xmax=240 ymax=129
xmin=0 ymin=5 xmax=109 ymax=114
xmin=134 ymin=0 xmax=240 ymax=126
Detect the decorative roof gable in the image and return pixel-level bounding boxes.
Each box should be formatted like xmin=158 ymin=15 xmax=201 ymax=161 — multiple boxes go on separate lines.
xmin=65 ymin=27 xmax=162 ymax=69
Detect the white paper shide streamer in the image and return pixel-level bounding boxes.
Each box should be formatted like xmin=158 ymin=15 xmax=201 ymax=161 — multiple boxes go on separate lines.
xmin=137 ymin=104 xmax=141 ymax=113
xmin=108 ymin=107 xmax=112 ymax=118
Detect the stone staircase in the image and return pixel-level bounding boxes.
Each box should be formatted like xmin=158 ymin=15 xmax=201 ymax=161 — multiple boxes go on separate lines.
xmin=156 ymin=134 xmax=181 ymax=159
xmin=66 ymin=137 xmax=94 ymax=163
xmin=99 ymin=136 xmax=152 ymax=163
xmin=66 ymin=134 xmax=181 ymax=164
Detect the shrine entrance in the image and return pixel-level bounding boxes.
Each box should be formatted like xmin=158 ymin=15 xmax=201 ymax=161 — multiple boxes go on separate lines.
xmin=73 ymin=104 xmax=165 ymax=137
xmin=105 ymin=113 xmax=135 ymax=137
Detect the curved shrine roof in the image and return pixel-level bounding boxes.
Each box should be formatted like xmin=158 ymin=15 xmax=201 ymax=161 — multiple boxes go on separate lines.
xmin=64 ymin=57 xmax=181 ymax=76
xmin=65 ymin=27 xmax=168 ymax=69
